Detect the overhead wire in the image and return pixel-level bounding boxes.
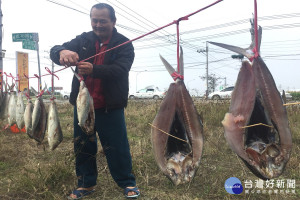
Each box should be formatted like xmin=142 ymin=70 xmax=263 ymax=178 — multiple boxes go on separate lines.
xmin=103 ymin=0 xmax=203 ymax=62
xmin=43 ymin=0 xmax=300 ymax=72
xmin=65 ymin=0 xmax=90 ymax=12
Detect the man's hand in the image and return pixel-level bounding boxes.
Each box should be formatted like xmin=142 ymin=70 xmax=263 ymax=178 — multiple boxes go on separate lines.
xmin=59 ymin=50 xmax=79 ymax=66
xmin=77 ymin=62 xmax=93 ymax=75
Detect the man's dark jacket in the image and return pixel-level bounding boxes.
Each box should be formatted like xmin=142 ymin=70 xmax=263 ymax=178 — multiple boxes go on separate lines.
xmin=50 ymin=28 xmax=134 ymax=109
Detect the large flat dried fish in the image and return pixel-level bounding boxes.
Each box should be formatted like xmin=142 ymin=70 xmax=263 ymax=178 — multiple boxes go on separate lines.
xmin=210 ymin=25 xmax=292 ymax=179
xmin=151 ymin=47 xmax=204 ymax=185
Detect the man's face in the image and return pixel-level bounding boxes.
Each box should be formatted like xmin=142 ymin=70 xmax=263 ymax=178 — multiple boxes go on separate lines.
xmin=90 ymin=8 xmax=115 ymax=40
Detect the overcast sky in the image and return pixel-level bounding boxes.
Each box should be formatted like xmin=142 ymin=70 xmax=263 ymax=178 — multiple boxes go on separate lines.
xmin=2 ymin=0 xmax=300 ymax=95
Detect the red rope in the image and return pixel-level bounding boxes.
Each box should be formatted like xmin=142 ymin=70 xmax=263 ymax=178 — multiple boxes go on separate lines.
xmin=9 ymin=73 xmax=16 ymax=90
xmin=17 ymin=74 xmax=20 ymax=92
xmin=3 ymin=0 xmax=224 ymax=82
xmin=4 ymin=72 xmax=7 ymax=86
xmin=45 ymin=67 xmax=59 ymax=80
xmin=81 ymin=0 xmax=223 ymax=70
xmin=253 ymin=0 xmax=259 ymax=58
xmin=24 ymin=73 xmax=30 ymax=98
xmin=34 ymin=74 xmax=40 ymax=94
xmin=171 ymin=71 xmax=184 ymax=81
xmin=45 ymin=67 xmax=59 ymax=97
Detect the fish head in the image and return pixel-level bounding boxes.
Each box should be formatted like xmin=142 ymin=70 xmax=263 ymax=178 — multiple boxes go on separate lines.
xmin=245 ymin=143 xmax=286 ymax=178
xmin=182 ymin=155 xmax=195 ymax=183
xmin=79 ymin=81 xmax=87 ymax=91
xmin=166 ymin=158 xmax=182 ymax=185
xmin=165 ymin=152 xmax=195 ymax=185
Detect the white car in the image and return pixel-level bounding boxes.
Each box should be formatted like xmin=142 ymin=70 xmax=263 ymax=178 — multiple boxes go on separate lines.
xmin=207 ymin=86 xmax=292 ymax=101
xmin=208 ymin=86 xmax=234 ymax=100
xmin=62 ymin=91 xmax=70 ymax=99
xmin=280 ymin=91 xmax=292 ymax=100
xmin=129 ymin=88 xmax=166 ymax=100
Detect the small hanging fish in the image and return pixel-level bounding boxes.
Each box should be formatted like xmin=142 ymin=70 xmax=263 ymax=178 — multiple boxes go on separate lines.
xmin=16 ymin=91 xmax=25 ymax=129
xmin=47 ymin=98 xmax=63 ymax=150
xmin=0 ymin=81 xmax=10 ymax=120
xmin=70 ymin=67 xmax=95 ymax=135
xmin=31 ymin=87 xmax=47 ymax=143
xmin=24 ymin=90 xmax=34 ymax=138
xmin=7 ymin=84 xmax=17 ymax=126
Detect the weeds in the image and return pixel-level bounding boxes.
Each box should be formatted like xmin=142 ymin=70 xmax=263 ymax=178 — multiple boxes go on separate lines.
xmin=0 ymin=100 xmax=299 ymax=199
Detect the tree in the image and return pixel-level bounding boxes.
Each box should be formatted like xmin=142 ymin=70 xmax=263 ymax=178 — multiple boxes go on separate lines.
xmin=200 ymin=73 xmax=221 ymax=94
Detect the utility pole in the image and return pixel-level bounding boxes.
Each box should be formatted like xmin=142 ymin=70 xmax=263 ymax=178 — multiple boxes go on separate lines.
xmin=197 ymin=42 xmax=209 ymax=99
xmin=0 ymin=0 xmax=3 ymax=90
xmin=218 ymin=77 xmax=227 ymax=89
xmin=37 ymin=41 xmax=42 ymax=91
xmin=206 ymin=42 xmax=208 ymax=99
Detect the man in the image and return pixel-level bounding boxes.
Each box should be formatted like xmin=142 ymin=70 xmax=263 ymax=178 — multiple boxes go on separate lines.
xmin=50 ymin=3 xmax=140 ymax=199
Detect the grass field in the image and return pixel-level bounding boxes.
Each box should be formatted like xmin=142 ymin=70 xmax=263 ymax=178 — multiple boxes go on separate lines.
xmin=0 ymin=99 xmax=299 ymax=200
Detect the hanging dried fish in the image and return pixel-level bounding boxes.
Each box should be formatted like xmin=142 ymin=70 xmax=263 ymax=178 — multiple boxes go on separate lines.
xmin=24 ymin=91 xmax=34 ymax=138
xmin=16 ymin=91 xmax=25 ymax=129
xmin=31 ymin=87 xmax=47 ymax=143
xmin=70 ymin=67 xmax=95 ymax=135
xmin=209 ymin=25 xmax=292 ymax=179
xmin=47 ymin=98 xmax=63 ymax=150
xmin=151 ymin=47 xmax=204 ymax=185
xmin=7 ymin=84 xmax=17 ymax=126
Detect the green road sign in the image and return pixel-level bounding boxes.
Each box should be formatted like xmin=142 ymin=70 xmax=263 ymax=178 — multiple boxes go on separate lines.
xmin=22 ymin=40 xmax=37 ymax=50
xmin=12 ymin=33 xmax=39 ymax=42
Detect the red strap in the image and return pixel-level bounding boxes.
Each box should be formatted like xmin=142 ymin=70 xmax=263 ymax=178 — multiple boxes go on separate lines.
xmin=249 ymin=46 xmax=259 ymax=62
xmin=253 ymin=0 xmax=259 ymax=58
xmin=45 ymin=67 xmax=59 ymax=80
xmin=171 ymin=72 xmax=184 ymax=81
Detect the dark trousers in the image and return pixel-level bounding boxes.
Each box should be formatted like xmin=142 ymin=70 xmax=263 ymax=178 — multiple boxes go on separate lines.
xmin=73 ymin=107 xmax=136 ymax=188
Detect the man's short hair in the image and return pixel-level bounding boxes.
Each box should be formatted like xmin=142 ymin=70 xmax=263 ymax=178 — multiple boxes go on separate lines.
xmin=90 ymin=3 xmax=116 ymax=23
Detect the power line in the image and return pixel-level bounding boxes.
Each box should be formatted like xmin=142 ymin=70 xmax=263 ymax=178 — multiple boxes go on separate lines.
xmin=45 ymin=0 xmax=88 ymax=15
xmin=66 ymin=0 xmax=90 ymax=12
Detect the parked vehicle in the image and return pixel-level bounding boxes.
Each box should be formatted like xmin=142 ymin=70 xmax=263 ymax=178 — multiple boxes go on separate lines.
xmin=62 ymin=91 xmax=70 ymax=99
xmin=129 ymin=87 xmax=166 ymax=100
xmin=208 ymin=86 xmax=292 ymax=101
xmin=208 ymin=86 xmax=234 ymax=100
xmin=280 ymin=91 xmax=292 ymax=100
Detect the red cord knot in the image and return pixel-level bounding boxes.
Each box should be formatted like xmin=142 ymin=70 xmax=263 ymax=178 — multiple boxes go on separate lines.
xmin=179 ymin=16 xmax=189 ymax=22
xmin=24 ymin=92 xmax=31 ymax=99
xmin=249 ymin=47 xmax=260 ymax=62
xmin=34 ymin=74 xmax=40 ymax=79
xmin=38 ymin=89 xmax=45 ymax=97
xmin=45 ymin=67 xmax=59 ymax=80
xmin=46 ymin=89 xmax=56 ymax=100
xmin=8 ymin=73 xmax=16 ymax=82
xmin=174 ymin=16 xmax=189 ymax=25
xmin=24 ymin=73 xmax=30 ymax=79
xmin=171 ymin=71 xmax=184 ymax=81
